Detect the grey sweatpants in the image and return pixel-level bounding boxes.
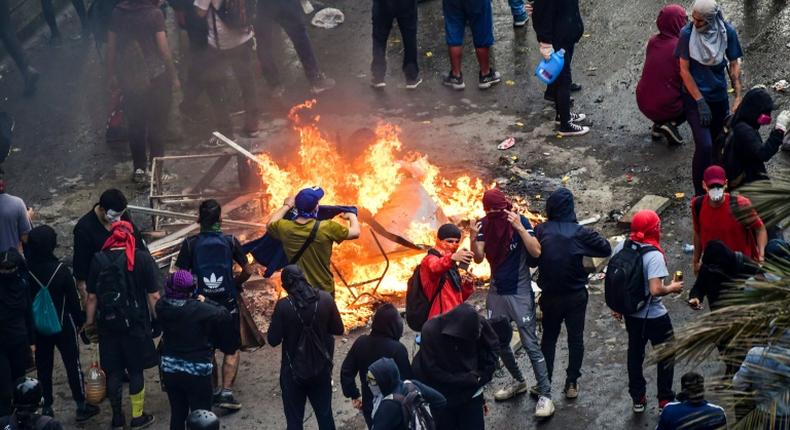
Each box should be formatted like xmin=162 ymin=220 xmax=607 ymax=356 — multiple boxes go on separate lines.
xmin=487 ymin=290 xmax=552 ymax=398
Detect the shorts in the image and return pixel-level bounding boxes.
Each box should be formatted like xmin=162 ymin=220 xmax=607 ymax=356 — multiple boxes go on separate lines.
xmin=212 ymin=308 xmax=241 ymax=355
xmin=442 ymin=0 xmax=494 ymax=47
xmin=99 ymin=334 xmax=157 ymax=374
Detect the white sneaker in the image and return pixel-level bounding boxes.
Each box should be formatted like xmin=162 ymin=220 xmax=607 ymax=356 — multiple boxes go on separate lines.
xmin=535 ymin=396 xmax=555 ymax=418
xmin=494 ymin=380 xmax=528 ymax=401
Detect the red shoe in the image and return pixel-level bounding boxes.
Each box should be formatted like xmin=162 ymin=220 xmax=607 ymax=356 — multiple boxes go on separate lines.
xmin=658 ymin=399 xmax=672 ymax=414
xmin=632 ymin=396 xmax=647 ymax=413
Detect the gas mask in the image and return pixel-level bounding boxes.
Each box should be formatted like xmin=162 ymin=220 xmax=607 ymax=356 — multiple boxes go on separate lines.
xmin=708 ymin=186 xmax=725 ymax=202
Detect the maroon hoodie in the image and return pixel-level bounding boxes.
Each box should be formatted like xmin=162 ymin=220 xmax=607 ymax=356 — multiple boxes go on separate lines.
xmin=636 ymin=4 xmax=688 ymax=122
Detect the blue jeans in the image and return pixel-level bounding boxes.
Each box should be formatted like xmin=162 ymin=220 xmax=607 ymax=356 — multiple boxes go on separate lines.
xmin=508 ymin=0 xmax=526 ymax=19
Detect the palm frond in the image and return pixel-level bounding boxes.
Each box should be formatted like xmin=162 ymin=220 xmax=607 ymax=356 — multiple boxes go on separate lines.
xmin=737 ymin=173 xmax=790 ymax=227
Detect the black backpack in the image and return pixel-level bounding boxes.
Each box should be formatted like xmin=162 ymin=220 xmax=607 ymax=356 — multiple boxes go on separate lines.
xmin=94 ymin=251 xmax=144 ymax=332
xmin=604 ymin=240 xmax=657 ymax=315
xmin=405 ymin=249 xmax=445 ymax=332
xmin=286 ymin=297 xmax=332 ymax=384
xmin=211 ymin=0 xmax=255 ymax=30
xmin=387 ymin=381 xmax=436 ymax=430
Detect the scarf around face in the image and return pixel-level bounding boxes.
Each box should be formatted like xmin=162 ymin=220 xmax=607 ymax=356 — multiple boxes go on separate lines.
xmin=101 ymin=221 xmax=136 ymax=271
xmin=629 ymin=210 xmax=665 ymax=256
xmin=481 ymin=189 xmax=514 ymax=272
xmin=689 ymin=6 xmax=728 ymax=66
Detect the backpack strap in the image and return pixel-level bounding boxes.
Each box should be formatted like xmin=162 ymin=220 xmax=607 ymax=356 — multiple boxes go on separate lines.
xmin=692 ymin=196 xmax=704 ymax=234
xmin=289 ymin=221 xmax=320 ymax=265
xmin=28 ymin=263 xmax=63 ymax=291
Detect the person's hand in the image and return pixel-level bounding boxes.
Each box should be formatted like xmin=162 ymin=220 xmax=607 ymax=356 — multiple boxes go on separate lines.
xmin=470 ymin=220 xmax=482 ymax=238
xmin=283 ymin=196 xmax=295 ymax=208
xmin=82 ymin=323 xmax=99 ymax=344
xmin=688 ymin=298 xmax=703 ymax=310
xmin=483 ymin=400 xmax=490 ymax=416
xmin=539 ymin=42 xmax=554 ymax=61
xmin=197 ymin=294 xmax=206 ymax=302
xmin=693 ymin=260 xmax=702 ymax=276
xmin=697 ymin=98 xmax=713 ymax=127
xmin=352 ymin=398 xmax=363 ymax=410
xmin=775 ymin=110 xmax=790 ymax=133
xmin=504 ymin=210 xmax=524 ymax=231
xmin=452 ymin=249 xmax=474 ymax=264
xmin=611 ymin=311 xmax=623 ymax=322
xmin=524 ymin=1 xmax=533 ymax=15
xmin=340 ymin=212 xmax=357 ymax=221
xmin=668 ymin=280 xmax=684 ymax=294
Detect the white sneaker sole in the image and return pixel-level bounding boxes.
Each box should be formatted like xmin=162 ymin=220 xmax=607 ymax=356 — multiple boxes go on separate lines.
xmin=443 ymin=81 xmax=465 ymax=90
xmin=405 ymin=78 xmax=422 ymax=90
xmin=371 ymin=81 xmax=386 ymax=89
xmin=478 ymin=78 xmax=501 ymax=89
xmin=558 ymin=126 xmax=590 ymax=136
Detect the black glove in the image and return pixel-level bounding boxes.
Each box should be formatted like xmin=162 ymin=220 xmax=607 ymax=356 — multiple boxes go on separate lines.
xmin=697 ymin=98 xmax=712 ymax=128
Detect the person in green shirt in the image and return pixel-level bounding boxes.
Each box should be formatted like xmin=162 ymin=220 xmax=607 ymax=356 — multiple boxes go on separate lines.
xmin=267 ymin=187 xmax=360 ymax=296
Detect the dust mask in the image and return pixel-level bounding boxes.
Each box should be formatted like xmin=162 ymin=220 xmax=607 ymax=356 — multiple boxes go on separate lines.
xmin=708 ymin=187 xmax=725 ymax=202
xmin=106 ymin=209 xmax=124 ymax=223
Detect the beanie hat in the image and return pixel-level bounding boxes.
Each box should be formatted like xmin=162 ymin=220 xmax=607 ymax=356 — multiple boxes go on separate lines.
xmin=165 ymin=270 xmax=195 ymax=299
xmin=437 ymin=223 xmax=462 ymax=241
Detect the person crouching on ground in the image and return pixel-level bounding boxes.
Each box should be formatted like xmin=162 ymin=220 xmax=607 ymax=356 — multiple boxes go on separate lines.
xmin=420 ymin=224 xmax=475 ymax=320
xmin=157 ymin=270 xmax=232 ymax=430
xmin=636 ymin=4 xmax=688 ymax=146
xmin=267 ymin=265 xmax=344 ymax=430
xmin=657 ymin=372 xmax=726 ymax=429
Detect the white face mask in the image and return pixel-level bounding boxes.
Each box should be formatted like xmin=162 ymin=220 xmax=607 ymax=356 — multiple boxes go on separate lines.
xmin=105 ymin=209 xmax=124 ymax=223
xmin=708 ymin=187 xmax=725 ymax=202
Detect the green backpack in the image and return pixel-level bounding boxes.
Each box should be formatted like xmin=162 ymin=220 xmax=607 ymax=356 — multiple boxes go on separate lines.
xmin=30 ymin=264 xmax=65 ymax=337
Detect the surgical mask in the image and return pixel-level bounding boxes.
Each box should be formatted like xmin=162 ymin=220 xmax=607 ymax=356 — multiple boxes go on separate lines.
xmin=708 ymin=187 xmax=725 ymax=202
xmin=369 ymin=382 xmax=381 ymax=397
xmin=757 ymin=114 xmax=772 ymax=126
xmin=105 ymin=209 xmax=124 ymax=223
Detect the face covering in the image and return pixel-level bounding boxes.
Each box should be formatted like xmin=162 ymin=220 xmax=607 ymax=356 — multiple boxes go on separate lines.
xmin=106 ymin=209 xmax=124 ymax=223
xmin=708 ymin=187 xmax=725 ymax=202
xmin=757 ymin=114 xmax=772 ymax=126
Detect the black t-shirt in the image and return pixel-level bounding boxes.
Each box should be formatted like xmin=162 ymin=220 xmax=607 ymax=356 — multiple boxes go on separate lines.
xmin=72 ymin=206 xmax=146 ymax=281
xmin=174 ymin=233 xmax=247 ymax=271
xmin=87 ymin=249 xmax=160 ymax=337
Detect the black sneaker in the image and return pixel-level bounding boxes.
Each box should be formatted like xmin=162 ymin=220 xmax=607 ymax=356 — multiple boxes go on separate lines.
xmin=558 ymin=121 xmax=590 ymax=137
xmin=371 ymin=78 xmax=386 ymax=89
xmin=130 ymin=413 xmax=155 ymax=430
xmin=651 ymin=124 xmax=663 ymax=140
xmin=217 ymin=391 xmax=242 ymax=410
xmin=633 ymin=396 xmax=647 ymax=414
xmin=513 ymin=14 xmax=529 ymax=27
xmin=76 ymin=403 xmax=100 ymax=422
xmin=111 ymin=414 xmax=125 ymax=430
xmin=478 ymin=69 xmax=502 ymax=89
xmin=405 ymin=77 xmax=422 ymax=90
xmin=659 ymin=122 xmax=684 ymax=146
xmin=544 ymin=93 xmax=574 ymax=105
xmin=570 ymin=82 xmax=582 ymax=92
xmin=564 ymin=381 xmax=579 ymax=399
xmin=41 ymin=405 xmax=54 ymax=418
xmin=554 ymin=112 xmax=587 ymax=124
xmin=442 ymin=72 xmax=465 ymax=90
xmin=311 ymin=74 xmax=336 ymax=94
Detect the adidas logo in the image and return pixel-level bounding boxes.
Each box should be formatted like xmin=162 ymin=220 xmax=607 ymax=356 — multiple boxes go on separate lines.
xmin=203 ymin=273 xmax=224 ymax=289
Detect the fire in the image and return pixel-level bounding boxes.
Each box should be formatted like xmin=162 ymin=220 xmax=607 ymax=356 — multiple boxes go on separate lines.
xmin=255 ymin=100 xmax=538 ymax=328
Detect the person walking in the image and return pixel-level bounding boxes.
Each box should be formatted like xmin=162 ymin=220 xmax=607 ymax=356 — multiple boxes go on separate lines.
xmin=419 ymin=223 xmax=475 ymax=320
xmin=531 ymin=0 xmax=588 ymax=136
xmin=340 ymin=304 xmax=412 ymax=428
xmin=84 ymin=221 xmax=161 ymax=429
xmin=267 ymin=265 xmax=344 ymax=430
xmin=0 ymin=378 xmax=64 ymax=429
xmin=533 ymin=188 xmax=611 ymax=400
xmin=691 ymin=165 xmax=767 ymax=273
xmin=675 ymin=0 xmax=743 ymax=196
xmin=441 ymin=0 xmax=501 ymax=90
xmin=156 ymin=270 xmax=232 ymax=430
xmin=267 ymin=187 xmax=361 ymax=297
xmin=369 ymin=0 xmax=421 ymax=89
xmin=41 ymin=0 xmax=89 ymax=44
xmin=175 ymin=200 xmax=252 ymax=411
xmin=0 ymin=0 xmax=39 ymax=96
xmin=412 ymin=303 xmax=499 ymax=430
xmin=610 ymin=210 xmax=683 ymax=414
xmin=0 ymin=168 xmax=32 ymax=253
xmin=657 ymin=372 xmax=726 ymax=429
xmin=24 ymin=226 xmax=99 ymax=422
xmin=723 ymin=87 xmax=789 ymax=190
xmin=469 ymin=189 xmax=554 ymax=417
xmin=635 ymin=4 xmax=688 ymax=146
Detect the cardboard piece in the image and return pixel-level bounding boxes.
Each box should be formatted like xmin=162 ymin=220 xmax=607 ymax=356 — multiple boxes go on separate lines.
xmin=619 ymin=195 xmax=670 ymax=227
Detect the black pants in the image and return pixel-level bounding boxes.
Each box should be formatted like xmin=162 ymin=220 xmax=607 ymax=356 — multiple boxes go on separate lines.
xmin=371 ymin=0 xmax=419 ymax=82
xmin=540 ymin=289 xmax=587 ymax=384
xmin=41 ymin=0 xmax=87 ymax=36
xmin=436 ymin=394 xmax=484 ymax=430
xmin=107 ymin=370 xmax=144 ymax=419
xmin=0 ymin=0 xmax=30 ymax=75
xmin=202 ymin=40 xmax=259 ymax=131
xmin=255 ymin=0 xmax=320 ymax=87
xmin=545 ymin=43 xmax=574 ymax=125
xmin=280 ymin=367 xmax=335 ymax=430
xmin=124 ymin=74 xmax=173 ymax=171
xmin=625 ymin=314 xmax=675 ymax=402
xmin=0 ymin=343 xmax=29 ymax=416
xmin=36 ymin=317 xmax=86 ymax=407
xmin=163 ymin=371 xmax=212 ymax=430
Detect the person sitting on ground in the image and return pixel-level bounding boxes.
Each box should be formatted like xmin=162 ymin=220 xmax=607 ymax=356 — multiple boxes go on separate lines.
xmin=724 ymin=87 xmax=789 ymax=190
xmin=420 ymin=224 xmax=475 ymax=320
xmin=636 ymin=4 xmax=688 ymax=146
xmin=157 ymin=270 xmax=232 ymax=430
xmin=367 ymin=357 xmax=446 ymax=430
xmin=24 ymin=226 xmax=99 ymax=422
xmin=267 ymin=187 xmax=361 ymax=297
xmin=267 ymin=265 xmax=344 ymax=430
xmin=341 ymin=303 xmax=412 ymax=428
xmin=412 ymin=303 xmax=499 ymax=430
xmin=0 ymin=377 xmax=63 ymax=429
xmin=186 ymin=409 xmax=219 ymax=430
xmin=657 ymin=372 xmax=726 ymax=430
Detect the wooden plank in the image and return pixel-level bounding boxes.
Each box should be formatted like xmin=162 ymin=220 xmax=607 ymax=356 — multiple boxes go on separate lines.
xmin=618 ymin=195 xmax=670 ymax=227
xmin=213 ymin=132 xmax=265 ymax=168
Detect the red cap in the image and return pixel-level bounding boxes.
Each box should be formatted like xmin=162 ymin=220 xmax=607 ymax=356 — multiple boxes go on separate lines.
xmin=703 ymin=165 xmax=726 ymax=187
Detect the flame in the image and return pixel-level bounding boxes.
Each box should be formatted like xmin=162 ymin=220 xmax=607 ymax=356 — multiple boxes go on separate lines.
xmin=255 ymin=101 xmax=541 ymax=329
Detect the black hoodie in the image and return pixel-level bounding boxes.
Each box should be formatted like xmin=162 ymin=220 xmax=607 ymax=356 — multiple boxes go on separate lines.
xmin=728 ymin=88 xmax=785 ymax=189
xmin=532 ymin=0 xmax=584 ymax=46
xmin=156 ymin=297 xmax=231 ymax=363
xmin=340 ymin=304 xmax=412 ymax=427
xmin=690 ymin=240 xmax=760 ymax=310
xmin=412 ymin=304 xmax=498 ymax=406
xmin=0 ymin=249 xmax=35 ymax=347
xmin=533 ymin=188 xmax=612 ymax=295
xmin=368 ymin=357 xmax=446 ymax=430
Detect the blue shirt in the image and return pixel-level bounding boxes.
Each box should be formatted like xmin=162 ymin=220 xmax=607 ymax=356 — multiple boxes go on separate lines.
xmin=477 ymin=215 xmax=534 ymax=295
xmin=656 ymin=400 xmax=726 ymax=430
xmin=675 ymin=22 xmax=743 ymax=103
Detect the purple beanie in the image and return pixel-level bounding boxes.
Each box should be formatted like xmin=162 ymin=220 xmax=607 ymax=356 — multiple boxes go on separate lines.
xmin=165 ymin=270 xmax=194 ymax=299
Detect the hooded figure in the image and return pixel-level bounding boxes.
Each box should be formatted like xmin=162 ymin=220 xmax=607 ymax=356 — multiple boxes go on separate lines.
xmin=725 ymin=88 xmax=788 ymax=189
xmin=636 ymin=4 xmax=688 ymax=124
xmin=690 ymin=240 xmax=759 ymax=311
xmin=367 ymin=357 xmax=446 ymax=430
xmin=688 ymin=0 xmax=728 ymax=66
xmin=340 ymin=304 xmax=412 ymax=428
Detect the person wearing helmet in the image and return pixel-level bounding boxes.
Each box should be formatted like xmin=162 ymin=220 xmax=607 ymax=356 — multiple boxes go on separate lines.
xmin=186 ymin=409 xmax=219 ymax=430
xmin=0 ymin=377 xmax=64 ymax=429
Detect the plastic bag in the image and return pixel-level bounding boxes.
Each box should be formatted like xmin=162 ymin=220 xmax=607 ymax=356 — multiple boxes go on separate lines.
xmin=311 ymin=8 xmax=344 ymax=29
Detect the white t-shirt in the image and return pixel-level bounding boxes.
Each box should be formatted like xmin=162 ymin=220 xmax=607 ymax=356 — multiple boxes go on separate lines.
xmin=193 ymin=0 xmax=253 ymax=50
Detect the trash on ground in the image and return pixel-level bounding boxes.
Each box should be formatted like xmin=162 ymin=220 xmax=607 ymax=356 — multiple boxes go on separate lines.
xmin=311 ymin=8 xmax=344 ymax=28
xmin=674 ymin=192 xmax=685 ymax=200
xmin=619 ymin=194 xmax=670 ymax=227
xmin=300 ymin=0 xmax=314 ymax=14
xmin=497 ymin=137 xmax=516 ymax=150
xmin=425 ymin=51 xmax=433 ymax=57
xmin=505 ymin=80 xmax=516 ymax=86
xmin=682 ymin=243 xmax=695 ymax=254
xmin=515 ymin=121 xmax=525 ymax=127
xmin=579 ymin=214 xmax=601 ymax=226
xmin=772 ymin=80 xmax=789 ymax=92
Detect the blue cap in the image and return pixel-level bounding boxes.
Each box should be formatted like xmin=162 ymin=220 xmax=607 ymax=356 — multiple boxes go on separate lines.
xmin=295 ymin=186 xmax=324 ymax=212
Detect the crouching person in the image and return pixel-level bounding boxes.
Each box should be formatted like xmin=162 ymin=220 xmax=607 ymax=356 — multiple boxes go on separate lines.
xmin=157 ymin=270 xmax=232 ymax=430
xmin=368 ymin=357 xmax=445 ymax=430
xmin=268 ymin=265 xmax=344 ymax=430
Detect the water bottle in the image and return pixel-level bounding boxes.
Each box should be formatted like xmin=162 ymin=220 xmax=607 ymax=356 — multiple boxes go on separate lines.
xmin=85 ymin=361 xmax=106 ymax=405
xmin=534 ymin=49 xmax=566 ymax=85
